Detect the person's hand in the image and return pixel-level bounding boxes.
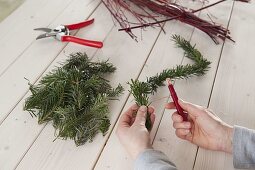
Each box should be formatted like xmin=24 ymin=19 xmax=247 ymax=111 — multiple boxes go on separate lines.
xmin=116 ymin=104 xmax=155 ymax=159
xmin=166 ymin=100 xmax=233 ymax=153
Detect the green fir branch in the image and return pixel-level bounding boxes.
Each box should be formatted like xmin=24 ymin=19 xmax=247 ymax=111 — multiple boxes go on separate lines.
xmin=129 ymin=35 xmax=211 ymax=130
xmin=24 ymin=53 xmax=123 ymax=146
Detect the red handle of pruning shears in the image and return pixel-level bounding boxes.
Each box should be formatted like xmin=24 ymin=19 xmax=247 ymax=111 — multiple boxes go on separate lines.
xmin=61 ymin=36 xmax=103 ymax=48
xmin=167 ymin=79 xmax=188 ymax=121
xmin=65 ymin=19 xmax=94 ymax=30
xmin=169 ymin=85 xmax=188 ymax=121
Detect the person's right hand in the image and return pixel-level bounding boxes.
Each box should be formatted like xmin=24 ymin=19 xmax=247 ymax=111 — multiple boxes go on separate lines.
xmin=166 ymin=100 xmax=233 ymax=153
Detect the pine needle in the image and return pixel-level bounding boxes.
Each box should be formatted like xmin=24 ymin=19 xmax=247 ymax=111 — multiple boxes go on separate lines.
xmin=24 ymin=53 xmax=123 ymax=146
xmin=129 ymin=35 xmax=211 ymax=130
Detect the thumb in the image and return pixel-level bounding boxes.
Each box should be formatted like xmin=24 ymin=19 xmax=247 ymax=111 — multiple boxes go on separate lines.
xmin=178 ymin=99 xmax=200 ymax=118
xmin=134 ymin=106 xmax=147 ymax=126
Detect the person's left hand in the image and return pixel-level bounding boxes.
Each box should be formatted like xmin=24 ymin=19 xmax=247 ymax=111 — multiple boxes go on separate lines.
xmin=116 ymin=104 xmax=155 ymax=159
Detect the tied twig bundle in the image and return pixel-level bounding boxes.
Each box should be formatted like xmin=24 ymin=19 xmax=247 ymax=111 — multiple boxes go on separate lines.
xmin=128 ymin=35 xmax=211 ymax=130
xmin=102 ymin=0 xmax=234 ymax=44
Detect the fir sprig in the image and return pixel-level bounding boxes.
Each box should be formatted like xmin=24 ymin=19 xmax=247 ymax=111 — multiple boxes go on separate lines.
xmin=128 ymin=79 xmax=152 ymax=130
xmin=24 ymin=53 xmax=123 ymax=146
xmin=129 ymin=35 xmax=211 ymax=130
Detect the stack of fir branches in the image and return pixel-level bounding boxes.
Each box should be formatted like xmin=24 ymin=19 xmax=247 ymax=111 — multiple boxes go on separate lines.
xmin=24 ymin=53 xmax=123 ymax=146
xmin=129 ymin=35 xmax=211 ymax=130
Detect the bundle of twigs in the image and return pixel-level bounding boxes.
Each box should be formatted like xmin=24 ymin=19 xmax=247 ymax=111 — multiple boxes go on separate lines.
xmin=102 ymin=0 xmax=234 ymax=44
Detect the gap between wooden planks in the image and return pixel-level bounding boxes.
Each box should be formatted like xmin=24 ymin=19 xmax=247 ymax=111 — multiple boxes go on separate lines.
xmin=94 ymin=22 xmax=195 ymax=170
xmin=12 ymin=3 xmax=163 ymax=170
xmin=153 ymin=0 xmax=236 ymax=169
xmin=94 ymin=0 xmax=205 ymax=169
xmin=0 ymin=0 xmax=76 ymax=76
xmin=0 ymin=0 xmax=239 ymax=170
xmin=0 ymin=0 xmax=101 ymax=124
xmin=194 ymin=1 xmax=255 ymax=170
xmin=96 ymin=0 xmax=237 ymax=169
xmin=0 ymin=0 xmax=46 ymax=39
xmin=0 ymin=0 xmax=103 ymax=169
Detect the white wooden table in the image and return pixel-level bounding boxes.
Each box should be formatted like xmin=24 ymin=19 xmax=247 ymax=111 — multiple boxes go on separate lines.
xmin=0 ymin=0 xmax=254 ymax=169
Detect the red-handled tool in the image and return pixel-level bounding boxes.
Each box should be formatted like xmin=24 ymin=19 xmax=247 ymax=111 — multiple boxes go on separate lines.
xmin=65 ymin=19 xmax=94 ymax=30
xmin=167 ymin=78 xmax=188 ymax=121
xmin=61 ymin=36 xmax=103 ymax=48
xmin=34 ymin=18 xmax=103 ymax=48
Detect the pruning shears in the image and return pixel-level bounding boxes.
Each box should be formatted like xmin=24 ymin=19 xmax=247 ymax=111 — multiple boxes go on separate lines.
xmin=34 ymin=18 xmax=103 ymax=48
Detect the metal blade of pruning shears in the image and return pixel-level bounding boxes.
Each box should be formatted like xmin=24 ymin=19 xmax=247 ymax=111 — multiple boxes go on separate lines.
xmin=35 ymin=32 xmax=58 ymax=40
xmin=34 ymin=28 xmax=52 ymax=32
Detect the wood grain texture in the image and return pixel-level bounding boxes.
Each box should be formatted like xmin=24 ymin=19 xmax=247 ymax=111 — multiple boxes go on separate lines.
xmin=194 ymin=1 xmax=255 ymax=170
xmin=0 ymin=0 xmax=76 ymax=75
xmin=0 ymin=0 xmax=43 ymax=38
xmin=0 ymin=0 xmax=102 ymax=169
xmin=0 ymin=0 xmax=254 ymax=169
xmin=153 ymin=0 xmax=236 ymax=170
xmin=15 ymin=4 xmax=162 ymax=170
xmin=0 ymin=0 xmax=101 ymax=124
xmin=94 ymin=21 xmax=195 ymax=170
xmin=0 ymin=0 xmax=25 ymax=22
xmin=94 ymin=1 xmax=205 ymax=169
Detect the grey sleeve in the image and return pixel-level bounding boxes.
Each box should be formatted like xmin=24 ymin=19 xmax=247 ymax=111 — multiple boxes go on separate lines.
xmin=233 ymin=125 xmax=255 ymax=169
xmin=134 ymin=149 xmax=177 ymax=170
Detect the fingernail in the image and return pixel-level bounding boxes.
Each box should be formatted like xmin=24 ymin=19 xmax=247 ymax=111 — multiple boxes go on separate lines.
xmin=139 ymin=106 xmax=147 ymax=112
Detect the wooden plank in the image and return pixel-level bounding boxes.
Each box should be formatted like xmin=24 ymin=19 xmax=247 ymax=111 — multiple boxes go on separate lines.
xmin=0 ymin=0 xmax=25 ymax=23
xmin=0 ymin=0 xmax=44 ymax=38
xmin=13 ymin=4 xmax=162 ymax=170
xmin=94 ymin=22 xmax=195 ymax=170
xmin=94 ymin=1 xmax=209 ymax=169
xmin=0 ymin=0 xmax=78 ymax=76
xmin=0 ymin=1 xmax=104 ymax=169
xmin=194 ymin=1 xmax=255 ymax=170
xmin=0 ymin=93 xmax=44 ymax=169
xmin=152 ymin=0 xmax=235 ymax=170
xmin=0 ymin=0 xmax=101 ymax=124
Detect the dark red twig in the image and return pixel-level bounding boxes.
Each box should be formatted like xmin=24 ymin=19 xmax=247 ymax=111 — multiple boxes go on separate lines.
xmin=235 ymin=0 xmax=250 ymax=2
xmin=102 ymin=0 xmax=234 ymax=44
xmin=118 ymin=0 xmax=226 ymax=31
